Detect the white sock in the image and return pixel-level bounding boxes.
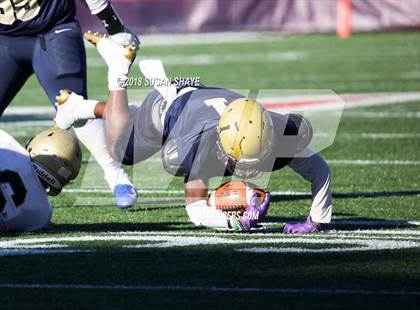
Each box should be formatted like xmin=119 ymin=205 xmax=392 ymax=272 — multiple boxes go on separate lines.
xmin=75 ymin=99 xmax=98 ymax=120
xmin=73 ymin=118 xmax=132 ymax=190
xmin=108 ymin=71 xmax=128 ymax=91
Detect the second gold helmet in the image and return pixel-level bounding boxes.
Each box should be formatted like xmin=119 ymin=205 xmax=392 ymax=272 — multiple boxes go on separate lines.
xmin=26 ymin=128 xmax=82 ymax=196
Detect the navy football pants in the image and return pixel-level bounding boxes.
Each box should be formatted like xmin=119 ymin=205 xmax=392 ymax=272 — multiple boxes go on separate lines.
xmin=0 ymin=20 xmax=87 ymax=116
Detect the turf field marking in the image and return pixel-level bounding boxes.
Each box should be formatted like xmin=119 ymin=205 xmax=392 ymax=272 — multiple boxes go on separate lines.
xmin=0 ymin=283 xmax=419 ymax=296
xmin=263 ymin=92 xmax=420 ymax=112
xmin=63 ymin=188 xmax=311 ymax=195
xmin=327 ymin=160 xmax=420 ymax=165
xmin=2 ymin=106 xmax=55 ymax=115
xmin=237 ymin=245 xmax=416 ymax=254
xmin=331 ymin=220 xmax=420 ymax=226
xmin=314 ymin=133 xmax=420 ymax=139
xmin=86 ymin=51 xmax=305 ymax=66
xmin=63 ymin=185 xmax=420 ymax=197
xmin=84 ymin=156 xmax=420 ymax=164
xmin=5 ymin=123 xmax=420 ymax=142
xmin=343 ymin=111 xmax=420 ymax=118
xmin=0 ymin=249 xmax=94 ymax=257
xmin=1 ymin=233 xmax=419 ymax=255
xmin=85 ymin=32 xmax=282 ymax=47
xmin=263 ymin=220 xmax=420 ymax=227
xmin=3 ymin=92 xmax=418 ymax=118
xmin=107 ymin=230 xmax=420 ymax=236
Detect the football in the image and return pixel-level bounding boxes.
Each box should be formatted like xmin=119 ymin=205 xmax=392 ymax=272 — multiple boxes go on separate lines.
xmin=207 ymin=180 xmax=266 ymax=214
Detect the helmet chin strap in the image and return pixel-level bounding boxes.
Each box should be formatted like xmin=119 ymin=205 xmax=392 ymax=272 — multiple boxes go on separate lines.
xmin=31 ymin=162 xmax=63 ymax=196
xmin=36 ymin=177 xmax=62 ymax=196
xmin=226 ymin=159 xmax=263 ymax=179
xmin=46 ymin=186 xmax=62 ymax=197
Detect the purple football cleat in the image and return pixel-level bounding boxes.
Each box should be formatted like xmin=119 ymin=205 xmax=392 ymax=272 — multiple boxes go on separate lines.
xmin=230 ymin=192 xmax=271 ymax=231
xmin=283 ymin=216 xmax=323 ymax=234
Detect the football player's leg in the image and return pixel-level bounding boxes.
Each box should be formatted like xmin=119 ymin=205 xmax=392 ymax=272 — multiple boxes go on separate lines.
xmin=55 ymin=90 xmax=99 ymax=130
xmin=0 ymin=36 xmax=33 ymax=116
xmin=33 ymin=21 xmax=136 ymax=208
xmin=287 ymin=149 xmax=332 ymax=224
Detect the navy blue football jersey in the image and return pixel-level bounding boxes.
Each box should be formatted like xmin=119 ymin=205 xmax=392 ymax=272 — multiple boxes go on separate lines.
xmin=163 ymin=87 xmax=296 ymax=180
xmin=0 ymin=0 xmax=76 ymax=35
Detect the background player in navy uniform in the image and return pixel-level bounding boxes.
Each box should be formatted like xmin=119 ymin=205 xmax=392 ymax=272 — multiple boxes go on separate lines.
xmin=1 ymin=127 xmax=81 ymax=232
xmin=0 ymin=0 xmax=139 ymax=209
xmin=56 ymin=34 xmax=333 ymax=233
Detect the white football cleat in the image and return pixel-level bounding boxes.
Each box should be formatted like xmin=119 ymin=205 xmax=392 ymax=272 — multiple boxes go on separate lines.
xmin=55 ymin=90 xmax=84 ymax=129
xmin=84 ymin=31 xmax=137 ymax=89
xmin=111 ymin=32 xmax=140 ymax=51
xmin=55 ymin=90 xmax=97 ymax=130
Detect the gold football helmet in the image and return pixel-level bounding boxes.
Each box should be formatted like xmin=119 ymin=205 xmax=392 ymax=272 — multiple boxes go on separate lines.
xmin=26 ymin=128 xmax=82 ymax=196
xmin=217 ymin=98 xmax=273 ymax=178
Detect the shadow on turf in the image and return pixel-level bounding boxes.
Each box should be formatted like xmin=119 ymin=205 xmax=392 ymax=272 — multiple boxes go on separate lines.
xmin=0 ymin=221 xmax=209 ymax=236
xmin=270 ymin=190 xmax=420 ymax=202
xmin=54 ymin=222 xmax=209 ymax=232
xmin=267 ymin=215 xmax=419 ymax=231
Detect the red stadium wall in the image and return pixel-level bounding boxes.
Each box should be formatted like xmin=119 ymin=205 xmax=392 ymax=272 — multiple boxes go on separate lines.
xmin=76 ymin=0 xmax=420 ymax=33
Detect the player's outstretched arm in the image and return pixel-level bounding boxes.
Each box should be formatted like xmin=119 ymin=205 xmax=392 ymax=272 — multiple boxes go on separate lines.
xmin=184 ymin=179 xmax=271 ymax=231
xmin=184 ymin=178 xmax=230 ymax=230
xmin=283 ymin=150 xmax=332 ymax=233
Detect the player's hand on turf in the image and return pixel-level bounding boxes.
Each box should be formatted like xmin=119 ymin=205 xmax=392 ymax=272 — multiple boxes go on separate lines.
xmin=283 ymin=216 xmax=323 ymax=234
xmin=229 ymin=192 xmax=271 ymax=231
xmin=84 ymin=31 xmax=137 ymax=90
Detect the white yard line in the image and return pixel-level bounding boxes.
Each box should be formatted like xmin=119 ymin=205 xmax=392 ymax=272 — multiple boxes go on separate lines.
xmin=26 ymin=109 xmax=414 ymax=119
xmin=64 ymin=188 xmax=311 ymax=195
xmin=327 ymin=160 xmax=420 ymax=165
xmin=9 ymin=130 xmax=420 ymax=140
xmin=343 ymin=111 xmax=420 ymax=118
xmin=86 ymin=32 xmax=282 ymax=47
xmin=238 ymin=246 xmax=414 ymax=254
xmin=87 ymin=51 xmax=305 ymax=67
xmin=263 ymin=92 xmax=420 ymax=112
xmin=1 ymin=233 xmax=419 ymax=256
xmin=2 ymin=92 xmax=419 ymax=117
xmin=343 ymin=133 xmax=420 ymax=139
xmin=313 ymin=133 xmax=420 ymax=139
xmin=64 ymin=183 xmax=420 ymax=195
xmin=0 ymin=283 xmax=419 ymax=296
xmin=0 ymin=120 xmax=53 ymax=127
xmin=2 ymin=106 xmax=55 ymax=115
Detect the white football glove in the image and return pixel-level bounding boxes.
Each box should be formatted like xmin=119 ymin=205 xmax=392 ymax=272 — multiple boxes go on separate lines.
xmin=55 ymin=90 xmax=98 ymax=129
xmin=84 ymin=31 xmax=137 ymax=90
